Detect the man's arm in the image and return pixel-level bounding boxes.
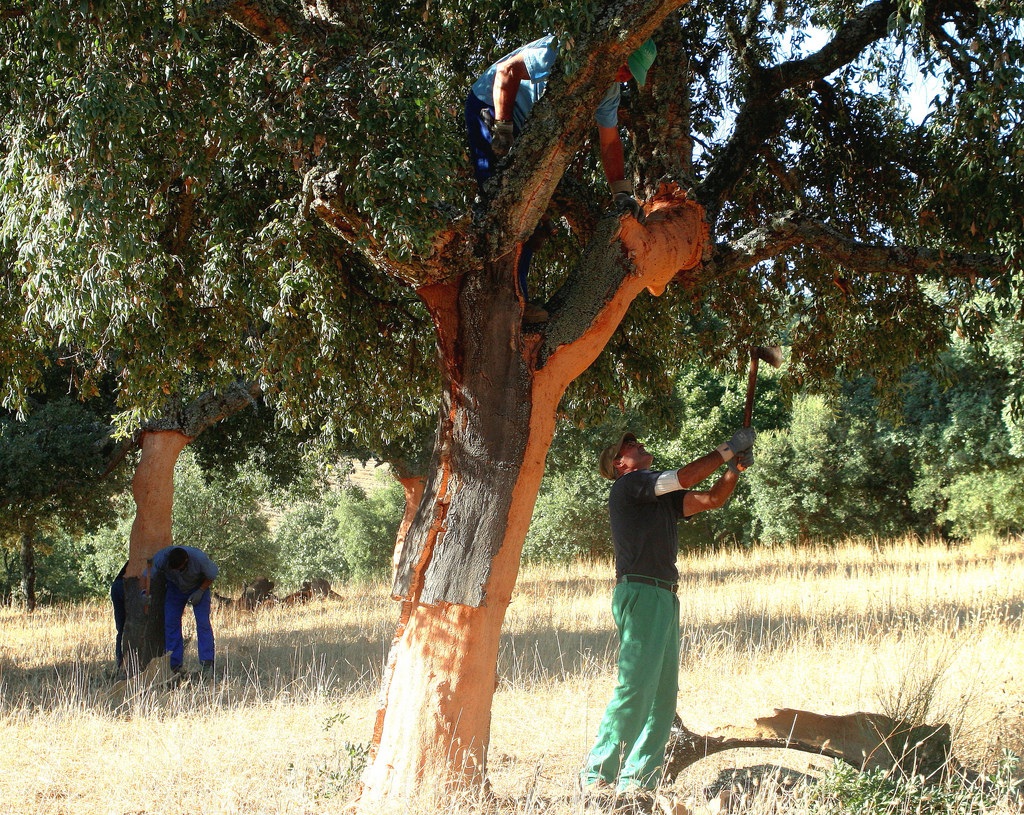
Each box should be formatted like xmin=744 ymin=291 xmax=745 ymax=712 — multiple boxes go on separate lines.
xmin=492 ymin=54 xmax=530 ymax=121
xmin=672 ymin=449 xmax=728 ymax=489
xmin=682 ymin=468 xmax=739 ymax=515
xmin=669 ymin=428 xmax=757 ymax=489
xmin=597 ymin=125 xmax=626 ymax=184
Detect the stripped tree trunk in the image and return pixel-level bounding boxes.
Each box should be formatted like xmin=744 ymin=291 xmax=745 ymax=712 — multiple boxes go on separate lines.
xmin=121 ymin=429 xmax=190 ymax=673
xmin=359 ymin=191 xmax=706 ymax=810
xmin=120 ymin=382 xmax=262 ymax=674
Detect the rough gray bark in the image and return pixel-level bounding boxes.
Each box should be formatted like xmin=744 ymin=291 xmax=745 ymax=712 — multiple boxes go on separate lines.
xmin=121 ymin=573 xmax=167 ymax=676
xmin=393 ymin=256 xmax=533 ymax=606
xmin=142 ymin=380 xmax=262 ymax=438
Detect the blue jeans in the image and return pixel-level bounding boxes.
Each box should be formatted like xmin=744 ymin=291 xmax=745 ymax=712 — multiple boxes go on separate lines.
xmin=164 ymin=583 xmax=214 ymax=669
xmin=465 ymin=91 xmax=533 ymax=297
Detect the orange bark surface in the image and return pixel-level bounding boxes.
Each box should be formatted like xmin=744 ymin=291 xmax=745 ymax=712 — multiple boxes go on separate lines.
xmin=125 ymin=430 xmax=190 ymax=579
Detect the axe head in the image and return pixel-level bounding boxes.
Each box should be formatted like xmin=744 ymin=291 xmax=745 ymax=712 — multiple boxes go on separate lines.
xmin=752 ymin=345 xmax=784 ymax=369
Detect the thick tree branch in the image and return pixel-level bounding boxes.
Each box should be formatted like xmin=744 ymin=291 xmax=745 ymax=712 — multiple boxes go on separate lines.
xmin=698 ymin=0 xmax=897 ymax=221
xmin=309 ymin=170 xmax=477 ymax=285
xmin=709 ymin=210 xmax=1007 ymax=279
xmin=194 ymin=0 xmax=333 ymax=47
xmin=536 ymin=186 xmax=707 ymax=379
xmin=143 ymin=381 xmax=263 ymax=438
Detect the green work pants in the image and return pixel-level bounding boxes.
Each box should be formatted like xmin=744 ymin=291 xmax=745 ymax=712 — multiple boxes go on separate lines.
xmin=583 ymin=580 xmax=680 ymax=791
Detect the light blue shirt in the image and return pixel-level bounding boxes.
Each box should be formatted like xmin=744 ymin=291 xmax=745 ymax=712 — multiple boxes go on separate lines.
xmin=471 ymin=35 xmax=621 ymax=130
xmin=152 ymin=546 xmax=218 ymax=593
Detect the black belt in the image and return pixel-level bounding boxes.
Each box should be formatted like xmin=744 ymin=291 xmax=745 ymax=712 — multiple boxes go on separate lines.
xmin=617 ymin=575 xmax=678 ymax=593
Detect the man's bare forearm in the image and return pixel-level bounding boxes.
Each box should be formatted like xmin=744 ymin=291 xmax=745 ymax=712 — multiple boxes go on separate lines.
xmin=674 ymin=449 xmax=726 ymax=489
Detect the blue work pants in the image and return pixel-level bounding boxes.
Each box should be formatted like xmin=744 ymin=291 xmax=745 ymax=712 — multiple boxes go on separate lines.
xmin=164 ymin=583 xmax=214 ymax=669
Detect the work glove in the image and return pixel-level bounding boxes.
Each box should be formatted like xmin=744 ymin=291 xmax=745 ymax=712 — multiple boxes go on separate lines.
xmin=728 ymin=449 xmax=754 ymax=474
xmin=610 ymin=180 xmax=645 ymax=224
xmin=491 ymin=120 xmax=515 ymax=157
xmin=719 ymin=427 xmax=756 ymax=461
xmin=188 ymin=588 xmax=205 ymax=606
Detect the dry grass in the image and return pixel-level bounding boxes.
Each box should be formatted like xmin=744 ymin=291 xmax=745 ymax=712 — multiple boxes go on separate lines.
xmin=3 ymin=537 xmax=1024 ymax=813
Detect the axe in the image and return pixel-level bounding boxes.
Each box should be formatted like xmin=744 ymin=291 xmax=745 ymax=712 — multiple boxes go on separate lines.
xmin=743 ymin=345 xmax=784 ymax=429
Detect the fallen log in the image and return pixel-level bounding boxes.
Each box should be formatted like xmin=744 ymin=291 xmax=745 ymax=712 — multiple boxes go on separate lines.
xmin=664 ymin=708 xmax=953 ymax=784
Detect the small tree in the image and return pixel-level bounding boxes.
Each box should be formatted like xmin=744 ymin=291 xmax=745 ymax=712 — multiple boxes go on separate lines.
xmin=0 ymin=398 xmax=123 ymax=610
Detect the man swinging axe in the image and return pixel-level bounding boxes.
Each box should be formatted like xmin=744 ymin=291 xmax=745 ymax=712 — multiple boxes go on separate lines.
xmin=581 ymin=426 xmax=755 ymax=801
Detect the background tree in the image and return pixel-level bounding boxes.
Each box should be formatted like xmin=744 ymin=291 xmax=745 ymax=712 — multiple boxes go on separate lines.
xmin=3 ymin=0 xmax=1023 ymax=807
xmin=0 ymin=398 xmax=125 ymax=610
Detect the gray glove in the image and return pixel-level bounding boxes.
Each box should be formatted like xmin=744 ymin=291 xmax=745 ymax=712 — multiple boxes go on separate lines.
xmin=725 ymin=427 xmax=756 ymax=457
xmin=188 ymin=588 xmax=205 ymax=606
xmin=613 ymin=191 xmax=646 ymax=224
xmin=728 ymin=449 xmax=754 ymax=474
xmin=491 ymin=120 xmax=514 ymax=157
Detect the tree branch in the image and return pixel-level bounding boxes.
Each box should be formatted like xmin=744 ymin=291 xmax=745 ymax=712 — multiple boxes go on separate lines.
xmin=143 ymin=381 xmax=264 ymax=438
xmin=308 ymin=169 xmax=477 ymax=286
xmin=536 ymin=185 xmax=707 ymax=379
xmin=698 ymin=0 xmax=897 ymax=220
xmin=709 ymin=210 xmax=1007 ymax=280
xmin=193 ymin=0 xmax=333 ymax=47
xmin=483 ymin=0 xmax=690 ymax=259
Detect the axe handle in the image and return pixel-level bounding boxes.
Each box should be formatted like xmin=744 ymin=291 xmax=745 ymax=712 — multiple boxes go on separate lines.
xmin=743 ymin=356 xmax=759 ymax=428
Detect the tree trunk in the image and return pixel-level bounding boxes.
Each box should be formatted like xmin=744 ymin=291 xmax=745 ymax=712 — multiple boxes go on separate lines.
xmin=118 ymin=384 xmax=260 ymax=673
xmin=359 ymin=191 xmax=707 ymax=811
xmin=121 ymin=429 xmax=190 ymax=673
xmin=19 ymin=531 xmax=36 ymax=613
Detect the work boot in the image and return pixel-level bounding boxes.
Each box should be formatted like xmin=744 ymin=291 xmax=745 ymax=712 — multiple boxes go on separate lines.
xmin=523 ymin=302 xmax=549 ymax=323
xmin=200 ymin=660 xmax=215 ymax=679
xmin=612 ymin=790 xmax=655 ymax=815
xmin=578 ymin=779 xmax=616 ymax=811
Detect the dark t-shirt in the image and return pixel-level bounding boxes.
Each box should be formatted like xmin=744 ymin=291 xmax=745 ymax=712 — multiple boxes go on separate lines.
xmin=608 ymin=469 xmax=688 ymax=582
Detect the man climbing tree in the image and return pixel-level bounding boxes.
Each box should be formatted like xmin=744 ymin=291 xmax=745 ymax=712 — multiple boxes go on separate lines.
xmin=3 ymin=0 xmax=1022 ymax=810
xmin=466 ymin=35 xmax=657 ymax=321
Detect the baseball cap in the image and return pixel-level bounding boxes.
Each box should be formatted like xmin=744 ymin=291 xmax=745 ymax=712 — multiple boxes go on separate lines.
xmin=627 ymin=39 xmax=657 ymax=87
xmin=599 ymin=431 xmax=637 ymax=480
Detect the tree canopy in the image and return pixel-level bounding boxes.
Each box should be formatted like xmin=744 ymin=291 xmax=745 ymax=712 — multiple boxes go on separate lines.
xmin=1 ymin=0 xmax=1019 ymax=433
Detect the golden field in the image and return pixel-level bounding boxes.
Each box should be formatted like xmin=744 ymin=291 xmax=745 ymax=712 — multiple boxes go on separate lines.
xmin=2 ymin=537 xmax=1024 ymax=814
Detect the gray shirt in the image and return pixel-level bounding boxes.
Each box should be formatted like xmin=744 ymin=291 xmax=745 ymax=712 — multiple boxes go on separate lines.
xmin=608 ymin=470 xmax=688 ymax=583
xmin=151 ymin=546 xmax=218 ymax=593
